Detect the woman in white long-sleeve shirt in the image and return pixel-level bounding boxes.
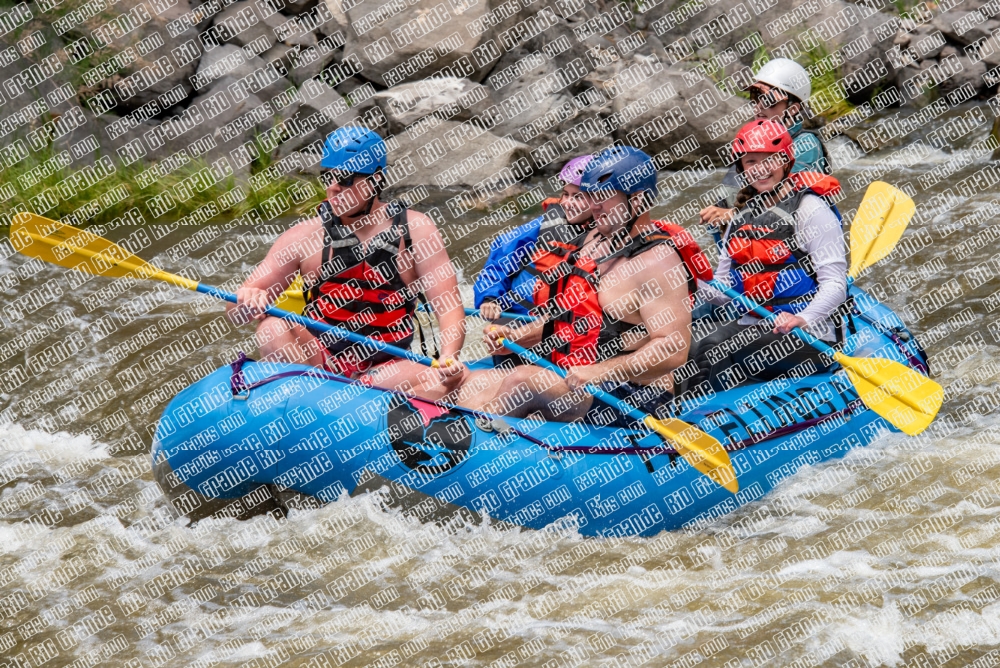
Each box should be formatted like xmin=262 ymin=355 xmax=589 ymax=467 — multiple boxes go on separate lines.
xmin=692 ymin=119 xmax=847 ymax=392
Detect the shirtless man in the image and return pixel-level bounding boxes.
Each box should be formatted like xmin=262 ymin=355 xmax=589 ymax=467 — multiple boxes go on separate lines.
xmin=225 ymin=127 xmax=466 ymax=400
xmin=457 ymin=146 xmax=711 ymax=425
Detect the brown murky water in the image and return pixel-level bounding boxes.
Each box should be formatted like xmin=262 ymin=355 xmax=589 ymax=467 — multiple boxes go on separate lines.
xmin=2 ymin=104 xmax=1000 ymax=667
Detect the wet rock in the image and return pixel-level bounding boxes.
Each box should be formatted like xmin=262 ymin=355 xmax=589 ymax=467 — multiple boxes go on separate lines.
xmin=282 ymin=0 xmax=319 ymax=16
xmin=932 ymin=11 xmax=991 ymax=45
xmin=296 ymin=79 xmax=361 ymax=136
xmin=195 ymin=44 xmax=295 ymax=100
xmin=484 ymin=31 xmax=612 ymax=172
xmin=607 ymin=62 xmax=749 ymax=167
xmin=939 ymin=56 xmax=988 ymax=96
xmin=320 ymin=0 xmax=351 ymax=35
xmin=372 ymin=78 xmax=494 ymax=134
xmin=939 ymin=45 xmax=961 ymax=60
xmin=387 ymin=119 xmax=531 ymax=190
xmin=211 ymin=0 xmax=285 ymax=49
xmin=70 ymin=0 xmax=203 ymax=114
xmin=185 ymin=78 xmax=268 ymax=175
xmin=910 ymin=26 xmax=946 ymax=60
xmin=342 ymin=0 xmax=534 ymax=86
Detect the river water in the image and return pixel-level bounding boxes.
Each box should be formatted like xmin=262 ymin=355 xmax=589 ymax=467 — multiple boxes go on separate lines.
xmin=2 ymin=104 xmax=1000 ymax=667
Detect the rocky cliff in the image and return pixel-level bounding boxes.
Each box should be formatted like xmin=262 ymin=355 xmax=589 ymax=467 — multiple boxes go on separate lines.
xmin=1 ymin=0 xmax=997 ymax=220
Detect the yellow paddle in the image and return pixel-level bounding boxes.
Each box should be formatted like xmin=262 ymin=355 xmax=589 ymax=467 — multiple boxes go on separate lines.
xmin=849 ymin=181 xmax=916 ymax=278
xmin=9 ymin=215 xmax=198 ymax=289
xmin=274 ymin=275 xmax=307 ymax=313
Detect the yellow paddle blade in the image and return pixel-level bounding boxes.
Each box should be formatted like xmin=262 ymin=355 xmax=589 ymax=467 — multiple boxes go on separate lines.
xmin=10 ymin=213 xmax=198 ymax=291
xmin=849 ymin=182 xmax=915 ymax=279
xmin=644 ymin=416 xmax=739 ymax=493
xmin=275 ymin=275 xmax=306 ymax=314
xmin=833 ymin=352 xmax=943 ymax=436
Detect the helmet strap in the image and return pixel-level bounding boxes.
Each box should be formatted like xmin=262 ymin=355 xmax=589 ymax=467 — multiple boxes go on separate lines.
xmin=625 ymin=191 xmax=651 ymax=236
xmin=361 ymin=170 xmax=385 ymax=217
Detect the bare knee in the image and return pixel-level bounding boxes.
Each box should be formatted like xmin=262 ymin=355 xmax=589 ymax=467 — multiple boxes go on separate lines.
xmin=255 ymin=318 xmax=291 ymax=352
xmin=255 ymin=318 xmax=317 ymax=365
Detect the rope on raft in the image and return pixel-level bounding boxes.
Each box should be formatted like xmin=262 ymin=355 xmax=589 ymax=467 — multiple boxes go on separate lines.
xmin=227 ymin=353 xmax=870 ymax=459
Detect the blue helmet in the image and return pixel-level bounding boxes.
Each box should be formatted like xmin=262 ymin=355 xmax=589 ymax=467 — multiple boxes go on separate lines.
xmin=320 ymin=126 xmax=387 ymax=173
xmin=579 ymin=145 xmax=658 ymax=198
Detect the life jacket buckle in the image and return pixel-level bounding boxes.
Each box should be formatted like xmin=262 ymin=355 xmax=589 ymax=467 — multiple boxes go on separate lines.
xmin=232 ymin=388 xmax=250 ymax=401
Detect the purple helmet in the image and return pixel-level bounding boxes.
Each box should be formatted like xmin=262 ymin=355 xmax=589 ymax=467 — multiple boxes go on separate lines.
xmin=558 ymin=155 xmax=594 ymax=187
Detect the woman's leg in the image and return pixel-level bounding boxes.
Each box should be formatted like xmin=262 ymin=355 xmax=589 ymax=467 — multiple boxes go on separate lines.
xmin=693 ymin=321 xmax=833 ymax=392
xmin=731 ymin=328 xmax=833 ymax=382
xmin=689 ymin=321 xmax=750 ymax=392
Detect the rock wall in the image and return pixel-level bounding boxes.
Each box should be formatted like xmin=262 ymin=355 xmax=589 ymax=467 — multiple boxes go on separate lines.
xmin=0 ymin=0 xmax=998 ymax=217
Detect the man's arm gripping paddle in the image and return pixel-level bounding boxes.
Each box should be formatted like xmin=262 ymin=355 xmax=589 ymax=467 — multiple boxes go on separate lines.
xmin=9 ymin=214 xmax=448 ymax=371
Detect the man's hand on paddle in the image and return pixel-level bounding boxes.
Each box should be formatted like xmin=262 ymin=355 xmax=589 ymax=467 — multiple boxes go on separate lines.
xmin=435 ymin=356 xmax=467 ymax=390
xmin=479 ymin=300 xmax=503 ymax=321
xmin=234 ymin=286 xmax=273 ymax=322
xmin=564 ymin=364 xmax=601 ymax=392
xmin=483 ymin=325 xmax=515 ymax=354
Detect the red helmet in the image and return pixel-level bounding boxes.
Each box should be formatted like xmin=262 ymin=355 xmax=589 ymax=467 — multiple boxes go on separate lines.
xmin=732 ymin=119 xmax=795 ymax=169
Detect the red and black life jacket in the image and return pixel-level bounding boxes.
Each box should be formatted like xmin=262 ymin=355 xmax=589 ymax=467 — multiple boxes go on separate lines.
xmin=725 ymin=172 xmax=841 ymax=315
xmin=305 ymin=200 xmax=416 ymax=355
xmin=530 ymin=220 xmax=714 ymax=368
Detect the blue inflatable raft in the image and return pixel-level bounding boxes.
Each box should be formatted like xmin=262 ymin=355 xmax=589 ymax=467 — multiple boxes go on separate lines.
xmin=151 ymin=287 xmax=929 ymax=537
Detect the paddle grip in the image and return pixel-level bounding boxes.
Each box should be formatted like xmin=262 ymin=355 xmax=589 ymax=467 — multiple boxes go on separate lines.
xmin=706 ymin=279 xmax=837 ymax=358
xmin=499 ymin=338 xmax=649 ymax=424
xmin=195 ymin=284 xmax=437 ymax=367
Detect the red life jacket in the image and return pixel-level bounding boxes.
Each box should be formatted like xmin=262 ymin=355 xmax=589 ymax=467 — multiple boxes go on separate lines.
xmin=531 ymin=220 xmax=713 ymax=368
xmin=541 ymin=197 xmax=562 ymax=211
xmin=725 ymin=172 xmax=841 ymax=315
xmin=305 ymin=201 xmax=416 ymax=356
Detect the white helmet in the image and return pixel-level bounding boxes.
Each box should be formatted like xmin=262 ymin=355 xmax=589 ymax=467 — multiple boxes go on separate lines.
xmin=753 ymin=58 xmax=811 ymax=102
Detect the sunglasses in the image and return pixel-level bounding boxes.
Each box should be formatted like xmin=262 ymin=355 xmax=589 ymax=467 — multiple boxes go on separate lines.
xmin=750 ymin=86 xmax=788 ymax=106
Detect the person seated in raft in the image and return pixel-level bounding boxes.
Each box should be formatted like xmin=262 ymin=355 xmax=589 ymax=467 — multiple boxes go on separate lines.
xmin=226 ymin=127 xmax=467 ymax=400
xmin=699 ymin=58 xmax=832 ymax=232
xmin=456 ymin=146 xmax=714 ymax=426
xmin=691 ymin=119 xmax=846 ymax=392
xmin=473 ymin=155 xmax=596 ymax=367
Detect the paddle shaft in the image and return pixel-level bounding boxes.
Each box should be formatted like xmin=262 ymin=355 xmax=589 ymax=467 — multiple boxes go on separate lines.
xmin=498 ymin=338 xmax=653 ymax=426
xmin=195 ymin=284 xmax=437 ymax=367
xmin=464 ymin=307 xmax=536 ymax=322
xmin=707 ymin=279 xmax=837 ymax=359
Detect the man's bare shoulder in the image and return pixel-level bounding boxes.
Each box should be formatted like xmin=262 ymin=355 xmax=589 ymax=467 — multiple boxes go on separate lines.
xmin=403 ymin=208 xmax=436 ymax=232
xmin=286 ymin=216 xmax=322 ymax=238
xmin=268 ymin=216 xmax=324 ymax=265
xmin=634 ymin=241 xmax=684 ymax=284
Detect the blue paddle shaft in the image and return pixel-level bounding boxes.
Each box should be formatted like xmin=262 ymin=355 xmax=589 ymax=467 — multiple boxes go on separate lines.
xmin=499 ymin=338 xmax=650 ymax=424
xmin=464 ymin=307 xmax=536 ymax=322
xmin=196 ymin=284 xmax=436 ymax=367
xmin=706 ymin=279 xmax=836 ymax=358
